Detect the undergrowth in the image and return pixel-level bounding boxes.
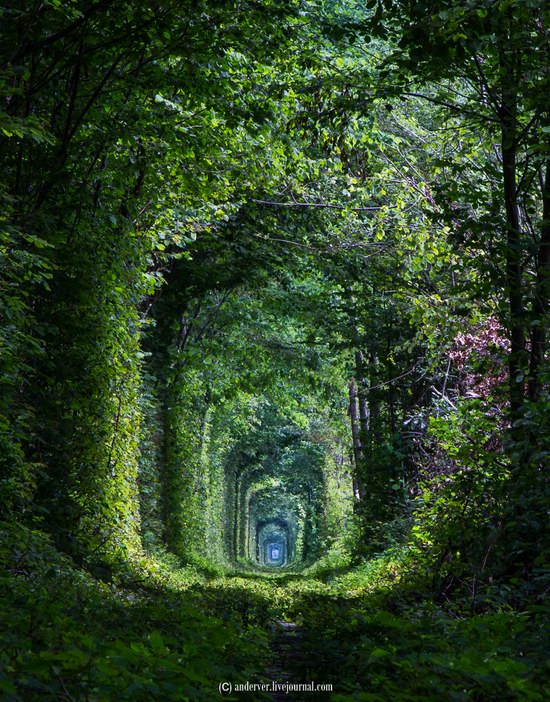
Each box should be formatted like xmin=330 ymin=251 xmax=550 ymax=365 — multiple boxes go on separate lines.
xmin=0 ymin=522 xmax=267 ymax=701
xmin=2 ymin=520 xmax=549 ymax=701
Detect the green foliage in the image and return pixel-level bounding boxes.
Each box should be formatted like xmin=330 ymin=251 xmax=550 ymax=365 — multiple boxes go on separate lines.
xmin=1 ymin=1 xmax=550 ymax=700
xmin=0 ymin=522 xmax=267 ymax=701
xmin=296 ymin=597 xmax=550 ymax=702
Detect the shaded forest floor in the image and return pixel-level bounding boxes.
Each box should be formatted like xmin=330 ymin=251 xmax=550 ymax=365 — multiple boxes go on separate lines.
xmin=1 ymin=521 xmax=548 ymax=701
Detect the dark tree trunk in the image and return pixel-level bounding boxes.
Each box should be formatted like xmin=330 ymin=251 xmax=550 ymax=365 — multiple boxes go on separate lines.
xmin=499 ymin=43 xmax=526 ymax=421
xmin=354 ymin=350 xmax=370 ymax=457
xmin=528 ymin=157 xmax=550 ymax=400
xmin=348 ymin=379 xmax=365 ymax=501
xmin=386 ymin=321 xmax=397 ymax=433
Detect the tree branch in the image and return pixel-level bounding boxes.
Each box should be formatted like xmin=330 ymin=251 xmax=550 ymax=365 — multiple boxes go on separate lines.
xmin=251 ymin=199 xmax=385 ymax=211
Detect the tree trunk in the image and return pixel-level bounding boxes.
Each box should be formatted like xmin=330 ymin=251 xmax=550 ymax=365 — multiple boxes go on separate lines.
xmin=499 ymin=43 xmax=526 ymax=421
xmin=528 ymin=157 xmax=550 ymax=400
xmin=354 ymin=350 xmax=370 ymax=456
xmin=348 ymin=379 xmax=365 ymax=501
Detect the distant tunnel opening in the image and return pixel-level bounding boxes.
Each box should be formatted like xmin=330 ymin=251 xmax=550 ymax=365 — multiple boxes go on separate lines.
xmin=256 ymin=518 xmax=289 ymax=567
xmin=219 ymin=405 xmax=354 ymax=573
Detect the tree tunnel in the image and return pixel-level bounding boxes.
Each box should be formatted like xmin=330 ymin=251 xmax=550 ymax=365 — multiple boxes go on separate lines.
xmin=221 ymin=425 xmax=336 ymax=570
xmin=258 ymin=520 xmax=288 ymax=566
xmin=248 ymin=491 xmax=300 ymax=568
xmin=138 ymin=263 xmax=356 ymax=572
